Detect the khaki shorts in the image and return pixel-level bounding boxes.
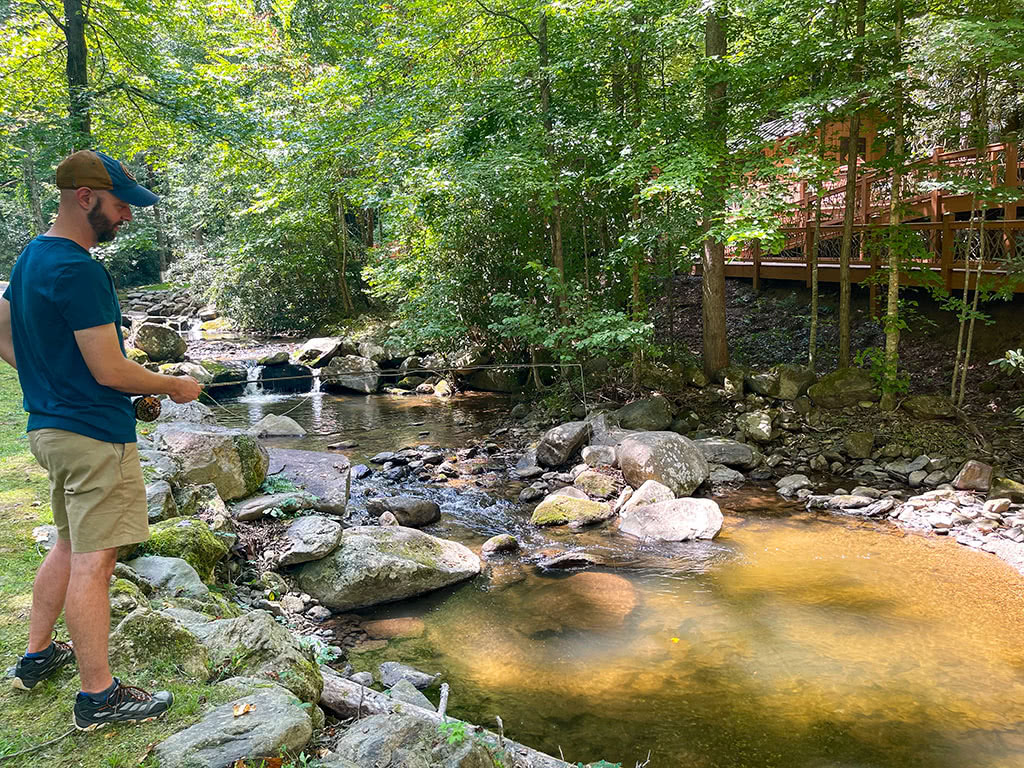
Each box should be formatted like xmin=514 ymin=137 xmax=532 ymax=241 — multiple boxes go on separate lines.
xmin=29 ymin=428 xmax=148 ymax=554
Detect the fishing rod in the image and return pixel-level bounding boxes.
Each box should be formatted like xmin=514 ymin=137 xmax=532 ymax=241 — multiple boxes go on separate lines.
xmin=132 ymin=362 xmax=589 ymax=422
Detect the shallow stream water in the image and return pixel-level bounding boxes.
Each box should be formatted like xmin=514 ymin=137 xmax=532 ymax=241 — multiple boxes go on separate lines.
xmin=208 ymin=388 xmax=1024 ymax=768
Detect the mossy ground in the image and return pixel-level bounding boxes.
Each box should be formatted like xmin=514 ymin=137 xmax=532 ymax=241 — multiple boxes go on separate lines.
xmin=0 ymin=368 xmax=235 ymax=767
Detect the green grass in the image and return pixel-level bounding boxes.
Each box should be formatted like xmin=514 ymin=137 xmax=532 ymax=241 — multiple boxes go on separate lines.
xmin=134 ymin=282 xmax=174 ymax=292
xmin=0 ymin=368 xmax=234 ymax=767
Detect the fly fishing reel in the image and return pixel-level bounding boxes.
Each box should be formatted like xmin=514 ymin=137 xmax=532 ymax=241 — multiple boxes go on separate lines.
xmin=133 ymin=395 xmax=162 ymax=422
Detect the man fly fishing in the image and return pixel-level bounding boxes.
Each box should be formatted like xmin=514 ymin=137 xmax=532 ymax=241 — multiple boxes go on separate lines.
xmin=0 ymin=149 xmax=202 ymax=730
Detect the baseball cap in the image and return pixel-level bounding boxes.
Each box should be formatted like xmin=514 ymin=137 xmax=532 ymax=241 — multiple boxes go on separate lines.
xmin=55 ymin=149 xmax=160 ymax=207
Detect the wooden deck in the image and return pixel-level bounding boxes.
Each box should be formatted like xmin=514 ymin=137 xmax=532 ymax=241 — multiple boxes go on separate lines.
xmin=717 ymin=141 xmax=1024 ymax=303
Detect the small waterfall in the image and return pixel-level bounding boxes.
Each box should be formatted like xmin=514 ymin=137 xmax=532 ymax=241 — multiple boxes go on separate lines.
xmin=187 ymin=318 xmax=203 ymax=342
xmin=244 ymin=362 xmax=263 ymax=396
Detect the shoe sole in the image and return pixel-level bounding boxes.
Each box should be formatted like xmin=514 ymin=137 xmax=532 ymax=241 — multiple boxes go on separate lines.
xmin=74 ymin=711 xmax=168 ymax=732
xmin=11 ymin=677 xmax=33 ymax=691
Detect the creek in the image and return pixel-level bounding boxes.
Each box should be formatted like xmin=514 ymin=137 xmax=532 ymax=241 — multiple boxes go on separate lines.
xmin=207 ymin=386 xmax=1024 ymax=768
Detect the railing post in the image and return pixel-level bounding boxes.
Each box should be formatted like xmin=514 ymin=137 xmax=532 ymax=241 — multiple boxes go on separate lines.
xmin=1005 ymin=141 xmax=1019 ymax=258
xmin=941 ymin=213 xmax=954 ymax=292
xmin=931 ymin=146 xmax=943 ymax=258
xmin=752 ymin=239 xmax=762 ymax=293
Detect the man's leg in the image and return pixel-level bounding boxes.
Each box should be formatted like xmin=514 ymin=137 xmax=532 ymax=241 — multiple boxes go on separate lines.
xmin=26 ymin=538 xmax=72 ymax=653
xmin=64 ymin=547 xmax=118 ymax=694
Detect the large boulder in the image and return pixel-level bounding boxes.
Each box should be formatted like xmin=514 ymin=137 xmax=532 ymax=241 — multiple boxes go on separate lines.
xmin=133 ymin=323 xmax=186 ymax=363
xmin=536 ymin=421 xmax=591 ymax=467
xmin=736 ymin=410 xmax=773 ymax=443
xmin=128 ymin=518 xmax=230 ymax=582
xmin=126 ymin=555 xmax=208 ymax=599
xmin=619 ymin=479 xmax=674 ymax=515
xmin=618 ymin=498 xmax=723 ymax=541
xmin=182 ymin=611 xmax=323 ymax=702
xmin=294 ymin=337 xmax=357 ymax=368
xmin=807 ymin=368 xmax=878 ymax=408
xmin=953 ymin=460 xmax=993 ymax=492
xmin=154 ymin=681 xmax=313 ymax=768
xmin=278 ymin=515 xmax=343 ymax=566
xmin=530 ymin=494 xmax=614 ymax=527
xmin=617 ymin=432 xmax=709 ymax=497
xmin=158 ymin=361 xmax=214 ymax=386
xmin=248 ymin=413 xmax=306 ymax=437
xmin=108 ymin=608 xmax=210 ymax=682
xmin=259 ymin=362 xmax=313 ymax=393
xmin=154 ymin=423 xmax=269 ymax=500
xmin=155 ymin=400 xmax=216 ymax=425
xmin=199 ymin=359 xmax=248 ymax=396
xmin=462 ymin=368 xmax=523 ymax=393
xmin=293 ymin=526 xmax=481 ymax=612
xmin=902 ymin=394 xmax=956 ymax=420
xmin=613 ymin=396 xmax=673 ymax=431
xmin=382 ymin=497 xmax=442 ymax=527
xmin=747 ymin=364 xmax=817 ymax=400
xmin=324 ymin=712 xmax=494 ymax=768
xmin=693 ymin=438 xmax=759 ymax=470
xmin=321 ymin=355 xmax=381 ymax=394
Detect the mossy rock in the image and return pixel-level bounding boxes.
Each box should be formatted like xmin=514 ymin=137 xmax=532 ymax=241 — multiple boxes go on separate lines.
xmin=990 ymin=476 xmax=1024 ymax=502
xmin=901 ymin=394 xmax=956 ymax=421
xmin=155 ymin=592 xmax=243 ymax=620
xmin=200 ymin=359 xmax=248 ymax=395
xmin=125 ymin=347 xmax=149 ymax=364
xmin=109 ymin=607 xmax=210 ymax=682
xmin=130 ymin=517 xmax=229 ymax=582
xmin=530 ymin=494 xmax=615 ymax=526
xmin=807 ymin=368 xmax=878 ymax=408
xmin=109 ymin=578 xmax=147 ymax=626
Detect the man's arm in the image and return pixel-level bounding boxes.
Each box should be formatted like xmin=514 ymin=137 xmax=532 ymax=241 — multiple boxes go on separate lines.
xmin=0 ymin=298 xmax=16 ymax=370
xmin=74 ymin=323 xmax=202 ymax=403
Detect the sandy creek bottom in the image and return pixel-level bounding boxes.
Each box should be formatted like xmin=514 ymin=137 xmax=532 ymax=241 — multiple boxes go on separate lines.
xmin=213 ymin=390 xmax=1024 ymax=767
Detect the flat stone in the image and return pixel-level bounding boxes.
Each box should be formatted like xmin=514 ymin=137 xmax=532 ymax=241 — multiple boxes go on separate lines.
xmin=378 ymin=661 xmax=438 ymax=690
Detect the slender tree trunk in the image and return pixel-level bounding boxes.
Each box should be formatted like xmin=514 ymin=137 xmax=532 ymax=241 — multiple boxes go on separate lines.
xmin=837 ymin=0 xmax=866 ymax=368
xmin=809 ymin=126 xmax=825 ymax=371
xmin=958 ymin=217 xmax=986 ymax=406
xmin=701 ymin=0 xmax=729 ymax=377
xmin=21 ymin=145 xmax=45 ymax=235
xmin=951 ymin=197 xmax=978 ymax=400
xmin=538 ymin=10 xmax=564 ymax=298
xmin=63 ymin=0 xmax=90 ymax=146
xmin=334 ymin=195 xmax=354 ymax=316
xmin=881 ymin=0 xmax=904 ymax=411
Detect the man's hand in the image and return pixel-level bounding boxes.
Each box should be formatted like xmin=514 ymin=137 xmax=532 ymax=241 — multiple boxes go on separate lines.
xmin=168 ymin=375 xmax=202 ymax=404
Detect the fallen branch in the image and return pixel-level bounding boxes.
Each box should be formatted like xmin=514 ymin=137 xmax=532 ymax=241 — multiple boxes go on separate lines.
xmin=319 ymin=674 xmax=570 ymax=768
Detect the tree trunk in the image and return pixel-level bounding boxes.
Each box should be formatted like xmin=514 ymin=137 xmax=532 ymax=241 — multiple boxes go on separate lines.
xmin=809 ymin=126 xmax=824 ymax=370
xmin=63 ymin=0 xmax=90 ymax=146
xmin=700 ymin=0 xmax=729 ymax=377
xmin=21 ymin=145 xmax=45 ymax=235
xmin=881 ymin=0 xmax=904 ymax=411
xmin=337 ymin=196 xmax=354 ymax=315
xmin=538 ymin=9 xmax=564 ymax=298
xmin=837 ymin=0 xmax=866 ymax=368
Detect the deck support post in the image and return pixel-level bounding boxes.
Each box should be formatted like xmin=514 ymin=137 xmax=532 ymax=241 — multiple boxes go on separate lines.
xmin=941 ymin=213 xmax=954 ymax=292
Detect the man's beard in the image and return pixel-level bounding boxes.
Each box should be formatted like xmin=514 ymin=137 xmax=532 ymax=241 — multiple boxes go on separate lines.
xmin=87 ymin=203 xmax=118 ymax=243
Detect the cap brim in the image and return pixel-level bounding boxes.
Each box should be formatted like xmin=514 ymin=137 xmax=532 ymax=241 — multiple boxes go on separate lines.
xmin=111 ymin=184 xmax=160 ymax=207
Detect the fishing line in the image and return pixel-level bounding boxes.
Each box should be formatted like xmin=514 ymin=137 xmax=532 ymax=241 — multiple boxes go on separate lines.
xmin=136 ymin=363 xmax=589 ymax=428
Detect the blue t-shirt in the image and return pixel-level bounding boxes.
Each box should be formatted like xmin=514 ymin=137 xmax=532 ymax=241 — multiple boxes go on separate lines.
xmin=3 ymin=236 xmax=136 ymax=443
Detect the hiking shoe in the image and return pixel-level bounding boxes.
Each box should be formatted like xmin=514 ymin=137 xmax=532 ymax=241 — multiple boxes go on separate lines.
xmin=11 ymin=638 xmax=76 ymax=691
xmin=73 ymin=680 xmax=173 ymax=731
